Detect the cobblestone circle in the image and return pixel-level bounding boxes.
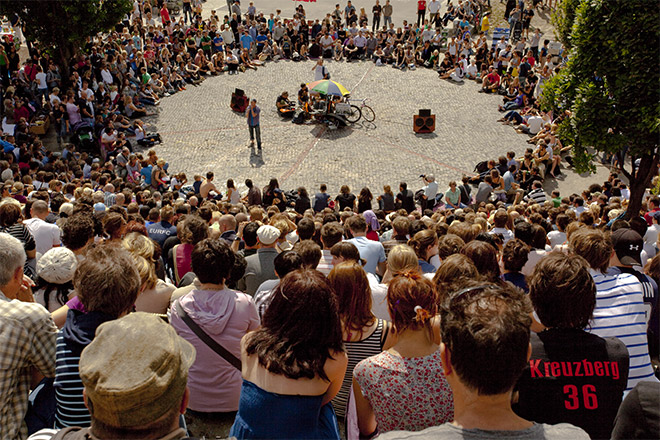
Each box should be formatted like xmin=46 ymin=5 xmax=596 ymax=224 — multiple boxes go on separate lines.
xmin=148 ymin=60 xmax=543 ymax=194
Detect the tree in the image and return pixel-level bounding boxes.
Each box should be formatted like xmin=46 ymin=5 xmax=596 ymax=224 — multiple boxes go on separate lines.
xmin=551 ymin=0 xmax=581 ymax=49
xmin=540 ymin=0 xmax=660 ymax=220
xmin=0 ymin=0 xmax=132 ymax=80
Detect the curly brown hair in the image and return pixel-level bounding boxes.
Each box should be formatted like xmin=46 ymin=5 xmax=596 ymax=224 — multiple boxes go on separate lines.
xmin=440 ymin=280 xmax=532 ymax=395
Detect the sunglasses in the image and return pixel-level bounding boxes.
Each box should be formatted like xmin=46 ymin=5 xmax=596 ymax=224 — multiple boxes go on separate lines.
xmin=447 ymin=284 xmax=492 ymax=307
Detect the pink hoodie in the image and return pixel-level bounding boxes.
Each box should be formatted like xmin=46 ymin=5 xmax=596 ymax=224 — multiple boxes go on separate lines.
xmin=171 ymin=288 xmax=259 ymax=412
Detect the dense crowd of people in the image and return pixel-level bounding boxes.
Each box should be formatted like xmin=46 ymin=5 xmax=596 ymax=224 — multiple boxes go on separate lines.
xmin=0 ymin=1 xmax=659 ymax=440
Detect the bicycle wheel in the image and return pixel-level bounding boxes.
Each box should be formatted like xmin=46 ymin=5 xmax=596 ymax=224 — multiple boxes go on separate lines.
xmin=361 ymin=105 xmax=376 ymax=122
xmin=345 ymin=105 xmax=362 ymax=123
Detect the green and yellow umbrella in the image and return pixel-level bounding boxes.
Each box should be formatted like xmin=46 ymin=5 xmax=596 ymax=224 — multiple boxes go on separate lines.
xmin=307 ymin=79 xmax=350 ymax=97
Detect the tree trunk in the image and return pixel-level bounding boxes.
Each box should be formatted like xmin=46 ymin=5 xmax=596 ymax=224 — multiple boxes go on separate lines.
xmin=625 ymin=150 xmax=660 ymax=220
xmin=56 ymin=42 xmax=74 ymax=88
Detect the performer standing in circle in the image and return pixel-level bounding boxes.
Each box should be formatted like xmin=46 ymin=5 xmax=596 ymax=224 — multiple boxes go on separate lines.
xmin=246 ymin=99 xmax=261 ymax=150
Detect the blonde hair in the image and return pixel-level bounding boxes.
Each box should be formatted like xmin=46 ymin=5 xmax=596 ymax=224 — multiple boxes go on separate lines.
xmin=122 ymin=232 xmax=156 ymax=263
xmin=133 ymin=255 xmax=157 ymax=290
xmin=387 ymin=245 xmax=420 ymax=275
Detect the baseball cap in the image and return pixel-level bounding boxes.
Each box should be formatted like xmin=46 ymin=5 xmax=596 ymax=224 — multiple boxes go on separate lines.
xmin=93 ymin=202 xmax=106 ymax=212
xmin=612 ymin=228 xmax=643 ymax=266
xmin=257 ymin=225 xmax=280 ymax=245
xmin=79 ymin=312 xmax=195 ymax=428
xmin=37 ymin=247 xmax=78 ymax=285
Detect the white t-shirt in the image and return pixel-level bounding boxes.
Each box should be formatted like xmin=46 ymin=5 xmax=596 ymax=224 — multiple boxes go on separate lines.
xmin=101 ymin=68 xmax=114 ymax=85
xmin=367 ymin=273 xmax=390 ymax=321
xmin=499 ymin=49 xmax=511 ymax=67
xmin=221 ymin=29 xmax=234 ymax=45
xmin=490 ymin=227 xmax=514 ymax=243
xmin=79 ymin=88 xmax=94 ymax=101
xmin=428 ymin=0 xmax=442 ymax=14
xmin=521 ymin=249 xmax=547 ymax=277
xmin=547 ymin=230 xmax=566 ymax=249
xmin=101 ymin=131 xmax=117 ymax=146
xmin=35 ymin=72 xmax=48 ymax=90
xmin=320 ymin=35 xmax=334 ymax=49
xmin=314 ymin=64 xmax=326 ymax=81
xmin=644 ymin=224 xmax=659 ymax=248
xmin=24 ymin=218 xmax=61 ymax=258
xmin=49 ymin=95 xmax=61 ymax=107
xmin=527 ymin=116 xmax=544 ymax=134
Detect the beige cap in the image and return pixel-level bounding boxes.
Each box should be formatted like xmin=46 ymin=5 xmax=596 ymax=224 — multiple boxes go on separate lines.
xmin=80 ymin=312 xmax=195 ymax=428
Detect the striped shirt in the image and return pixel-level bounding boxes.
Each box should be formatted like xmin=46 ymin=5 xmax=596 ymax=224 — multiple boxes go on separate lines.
xmin=588 ymin=269 xmax=659 ymax=391
xmin=54 ymin=311 xmax=114 ymax=428
xmin=316 ymin=250 xmax=334 ymax=276
xmin=525 ymin=188 xmax=547 ymax=204
xmin=54 ymin=333 xmax=89 ymax=428
xmin=1 ymin=223 xmax=37 ymax=279
xmin=332 ymin=319 xmax=388 ymax=419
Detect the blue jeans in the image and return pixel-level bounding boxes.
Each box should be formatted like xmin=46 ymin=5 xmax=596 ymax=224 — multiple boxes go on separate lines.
xmin=249 ymin=124 xmax=261 ymax=147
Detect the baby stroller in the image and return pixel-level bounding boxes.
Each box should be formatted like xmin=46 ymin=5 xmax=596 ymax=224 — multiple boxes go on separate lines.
xmin=73 ymin=124 xmax=97 ymax=155
xmin=511 ymin=21 xmax=523 ymax=43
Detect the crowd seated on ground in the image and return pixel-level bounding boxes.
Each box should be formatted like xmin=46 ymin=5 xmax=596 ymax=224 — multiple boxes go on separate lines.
xmin=2 ymin=0 xmax=565 ymax=156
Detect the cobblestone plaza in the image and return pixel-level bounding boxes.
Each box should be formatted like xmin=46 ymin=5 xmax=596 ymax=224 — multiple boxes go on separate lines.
xmin=149 ymin=60 xmax=541 ymax=194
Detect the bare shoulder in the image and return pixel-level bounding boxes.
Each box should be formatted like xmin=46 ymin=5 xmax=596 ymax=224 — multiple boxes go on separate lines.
xmin=325 ymin=349 xmax=348 ymax=377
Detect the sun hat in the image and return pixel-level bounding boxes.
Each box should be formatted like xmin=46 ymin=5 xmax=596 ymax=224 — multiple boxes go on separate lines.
xmin=79 ymin=312 xmax=195 ymax=428
xmin=37 ymin=247 xmax=78 ymax=284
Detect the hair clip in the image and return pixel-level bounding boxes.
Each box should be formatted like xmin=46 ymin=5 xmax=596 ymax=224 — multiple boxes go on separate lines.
xmin=414 ymin=305 xmax=431 ymax=323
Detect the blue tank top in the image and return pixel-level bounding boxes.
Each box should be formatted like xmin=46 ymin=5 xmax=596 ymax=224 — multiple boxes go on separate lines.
xmin=230 ymin=380 xmax=340 ymax=439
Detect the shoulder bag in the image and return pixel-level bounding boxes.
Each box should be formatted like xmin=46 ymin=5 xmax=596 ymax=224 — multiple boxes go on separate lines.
xmin=176 ymin=301 xmax=242 ymax=370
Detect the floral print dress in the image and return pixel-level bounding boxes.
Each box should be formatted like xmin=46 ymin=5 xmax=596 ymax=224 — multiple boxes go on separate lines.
xmin=353 ymin=348 xmax=453 ymax=433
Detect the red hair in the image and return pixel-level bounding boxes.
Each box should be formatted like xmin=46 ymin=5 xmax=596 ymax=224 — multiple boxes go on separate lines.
xmin=328 ymin=261 xmax=374 ymax=337
xmin=387 ymin=271 xmax=438 ymax=332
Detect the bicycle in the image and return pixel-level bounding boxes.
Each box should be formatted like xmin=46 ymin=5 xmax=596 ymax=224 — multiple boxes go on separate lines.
xmin=346 ymin=98 xmax=376 ymax=123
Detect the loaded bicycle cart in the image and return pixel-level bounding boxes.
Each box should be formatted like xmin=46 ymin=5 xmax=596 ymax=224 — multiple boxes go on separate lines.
xmin=303 ymin=80 xmax=376 ymax=129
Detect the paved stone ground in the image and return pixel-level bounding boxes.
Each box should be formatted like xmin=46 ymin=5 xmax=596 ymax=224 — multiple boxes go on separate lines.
xmin=147 ymin=58 xmax=611 ymax=198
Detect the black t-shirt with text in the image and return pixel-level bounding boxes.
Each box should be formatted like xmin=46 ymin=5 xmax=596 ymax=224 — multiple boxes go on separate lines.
xmin=514 ymin=328 xmax=629 ymax=440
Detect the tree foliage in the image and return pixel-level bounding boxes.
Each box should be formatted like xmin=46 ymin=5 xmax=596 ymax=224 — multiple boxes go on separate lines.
xmin=0 ymin=0 xmax=132 ymax=71
xmin=540 ymin=0 xmax=660 ymax=218
xmin=551 ymin=0 xmax=581 ymax=49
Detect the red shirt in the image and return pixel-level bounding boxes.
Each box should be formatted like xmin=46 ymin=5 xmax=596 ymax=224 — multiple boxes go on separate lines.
xmin=486 ymin=72 xmax=500 ymax=84
xmin=418 ymin=0 xmax=427 ymax=10
xmin=160 ymin=6 xmax=171 ymax=23
xmin=14 ymin=105 xmax=30 ymax=122
xmin=644 ymin=208 xmax=659 ymax=226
